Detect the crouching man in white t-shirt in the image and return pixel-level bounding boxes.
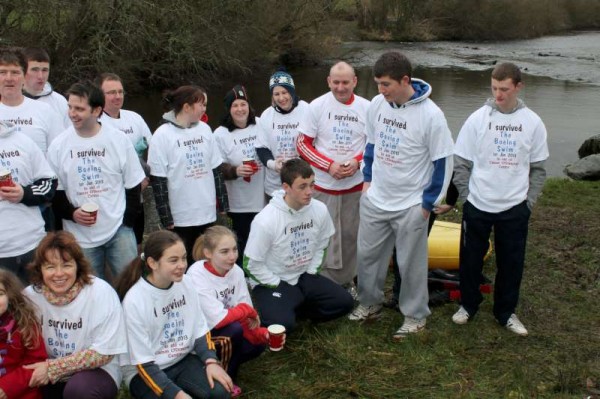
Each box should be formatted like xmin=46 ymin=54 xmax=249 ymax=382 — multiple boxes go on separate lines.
xmin=47 ymin=81 xmax=145 ymax=281
xmin=243 ymin=158 xmax=354 ymax=333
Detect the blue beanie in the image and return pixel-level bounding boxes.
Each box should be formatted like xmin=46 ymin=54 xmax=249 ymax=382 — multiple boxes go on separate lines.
xmin=269 ymin=68 xmax=296 ymax=99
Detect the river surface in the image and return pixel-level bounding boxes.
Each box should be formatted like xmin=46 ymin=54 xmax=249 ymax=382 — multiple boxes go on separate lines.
xmin=129 ymin=31 xmax=600 ymax=177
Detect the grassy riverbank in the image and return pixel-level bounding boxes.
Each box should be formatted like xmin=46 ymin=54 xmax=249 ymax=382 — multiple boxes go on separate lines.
xmin=117 ymin=178 xmax=599 ymax=398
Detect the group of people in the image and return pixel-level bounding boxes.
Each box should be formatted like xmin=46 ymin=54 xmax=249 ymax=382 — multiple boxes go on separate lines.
xmin=0 ymin=43 xmax=548 ymax=399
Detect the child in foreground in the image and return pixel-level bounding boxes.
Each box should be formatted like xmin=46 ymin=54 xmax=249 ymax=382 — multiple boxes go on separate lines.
xmin=0 ymin=269 xmax=47 ymax=399
xmin=117 ymin=230 xmax=233 ymax=399
xmin=188 ymin=226 xmax=269 ymax=396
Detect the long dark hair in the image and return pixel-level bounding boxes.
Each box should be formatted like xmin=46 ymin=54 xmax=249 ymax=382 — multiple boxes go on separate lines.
xmin=0 ymin=270 xmax=42 ymax=349
xmin=115 ymin=230 xmax=183 ymax=300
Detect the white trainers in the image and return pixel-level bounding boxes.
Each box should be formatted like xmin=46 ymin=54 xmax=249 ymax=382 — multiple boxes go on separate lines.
xmin=392 ymin=317 xmax=426 ymax=340
xmin=452 ymin=306 xmax=470 ymax=325
xmin=505 ymin=314 xmax=528 ymax=336
xmin=348 ymin=304 xmax=382 ymax=321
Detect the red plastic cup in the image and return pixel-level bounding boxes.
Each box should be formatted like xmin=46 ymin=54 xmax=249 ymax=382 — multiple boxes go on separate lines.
xmin=267 ymin=324 xmax=286 ymax=352
xmin=0 ymin=169 xmax=13 ymax=188
xmin=242 ymin=158 xmax=258 ymax=182
xmin=81 ymin=202 xmax=99 ymax=223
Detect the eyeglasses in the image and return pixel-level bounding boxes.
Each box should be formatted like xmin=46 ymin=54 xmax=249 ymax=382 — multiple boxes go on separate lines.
xmin=105 ymin=90 xmax=125 ymax=96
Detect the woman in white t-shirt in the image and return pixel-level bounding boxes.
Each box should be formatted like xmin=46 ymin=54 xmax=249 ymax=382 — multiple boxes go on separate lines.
xmin=214 ymin=85 xmax=266 ymax=266
xmin=116 ymin=230 xmax=234 ymax=399
xmin=148 ymin=86 xmax=228 ymax=266
xmin=188 ymin=226 xmax=268 ymax=393
xmin=255 ymin=68 xmax=308 ymax=197
xmin=23 ymin=231 xmax=127 ymax=399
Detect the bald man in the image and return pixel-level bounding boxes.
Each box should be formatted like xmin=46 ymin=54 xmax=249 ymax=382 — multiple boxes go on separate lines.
xmin=297 ymin=61 xmax=369 ymax=291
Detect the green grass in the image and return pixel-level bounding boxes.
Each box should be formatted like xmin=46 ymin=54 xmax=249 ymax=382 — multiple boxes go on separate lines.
xmin=121 ymin=178 xmax=600 ymax=398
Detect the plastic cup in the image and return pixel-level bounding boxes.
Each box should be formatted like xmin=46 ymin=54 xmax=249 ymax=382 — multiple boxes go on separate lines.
xmin=81 ymin=202 xmax=99 ymax=222
xmin=267 ymin=324 xmax=286 ymax=352
xmin=242 ymin=158 xmax=258 ymax=182
xmin=0 ymin=169 xmax=13 ymax=188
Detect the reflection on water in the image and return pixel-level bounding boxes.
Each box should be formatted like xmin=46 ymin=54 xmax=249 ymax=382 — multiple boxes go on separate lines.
xmin=128 ymin=32 xmax=600 ymax=178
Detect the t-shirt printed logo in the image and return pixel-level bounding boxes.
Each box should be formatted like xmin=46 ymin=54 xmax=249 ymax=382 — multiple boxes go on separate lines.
xmin=234 ymin=135 xmax=259 ymax=160
xmin=156 ymin=295 xmax=190 ymax=356
xmin=273 ymin=122 xmax=299 ymax=159
xmin=70 ymin=147 xmax=108 ymax=199
xmin=285 ymin=219 xmax=314 ymax=268
xmin=217 ymin=286 xmax=236 ymax=309
xmin=328 ymin=112 xmax=361 ymax=156
xmin=177 ymin=137 xmax=208 ymax=180
xmin=45 ymin=316 xmax=82 ymax=357
xmin=487 ymin=122 xmax=521 ymax=169
xmin=0 ymin=148 xmax=21 ymax=183
xmin=375 ymin=113 xmax=407 ymax=166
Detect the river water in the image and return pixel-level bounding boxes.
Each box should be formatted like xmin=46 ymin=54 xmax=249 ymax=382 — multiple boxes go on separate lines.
xmin=129 ymin=31 xmax=600 ymax=177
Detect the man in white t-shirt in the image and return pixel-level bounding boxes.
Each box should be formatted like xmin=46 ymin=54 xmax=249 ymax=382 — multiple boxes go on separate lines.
xmin=297 ymin=61 xmax=368 ymax=291
xmin=451 ymin=62 xmax=549 ymax=336
xmin=22 ymin=47 xmax=71 ymax=130
xmin=0 ymin=48 xmax=64 ymax=154
xmin=244 ymin=158 xmax=354 ymax=333
xmin=0 ymin=48 xmax=64 ymax=232
xmin=48 ymin=81 xmax=145 ymax=281
xmin=97 ymin=72 xmax=152 ymax=245
xmin=348 ymin=52 xmax=454 ymax=341
xmin=0 ymin=121 xmax=57 ymax=283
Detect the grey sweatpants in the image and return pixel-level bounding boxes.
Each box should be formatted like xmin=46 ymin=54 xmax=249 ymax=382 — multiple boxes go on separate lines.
xmin=357 ymin=195 xmax=431 ymax=320
xmin=315 ymin=190 xmax=361 ymax=286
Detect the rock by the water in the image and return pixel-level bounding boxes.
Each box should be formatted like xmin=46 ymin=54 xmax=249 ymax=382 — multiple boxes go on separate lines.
xmin=564 ymin=154 xmax=600 ymax=181
xmin=578 ymin=134 xmax=600 ymax=158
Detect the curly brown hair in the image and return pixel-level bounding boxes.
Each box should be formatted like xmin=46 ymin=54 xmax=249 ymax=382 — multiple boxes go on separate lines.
xmin=0 ymin=270 xmax=42 ymax=349
xmin=27 ymin=231 xmax=93 ymax=290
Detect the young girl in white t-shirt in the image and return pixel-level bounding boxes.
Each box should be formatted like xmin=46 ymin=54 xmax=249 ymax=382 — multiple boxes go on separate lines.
xmin=116 ymin=230 xmax=234 ymax=399
xmin=147 ymin=86 xmax=228 ymax=266
xmin=0 ymin=270 xmax=47 ymax=399
xmin=188 ymin=226 xmax=268 ymax=391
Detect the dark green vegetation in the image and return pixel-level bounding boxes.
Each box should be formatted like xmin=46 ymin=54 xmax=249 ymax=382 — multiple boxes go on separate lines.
xmin=119 ymin=179 xmax=599 ymax=398
xmin=2 ymin=1 xmax=600 ymax=91
xmin=354 ymin=0 xmax=600 ymax=41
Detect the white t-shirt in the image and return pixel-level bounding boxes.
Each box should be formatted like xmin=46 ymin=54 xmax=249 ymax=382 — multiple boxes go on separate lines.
xmin=37 ymin=91 xmax=71 ymax=130
xmin=454 ymin=104 xmax=549 ymax=213
xmin=366 ymin=92 xmax=454 ymax=212
xmin=99 ymin=110 xmax=152 ymax=149
xmin=301 ymin=92 xmax=369 ymax=190
xmin=0 ymin=130 xmax=55 ymax=257
xmin=0 ymin=98 xmax=64 ymax=153
xmin=214 ymin=122 xmax=266 ymax=213
xmin=46 ymin=125 xmax=145 ymax=247
xmin=121 ymin=275 xmax=210 ymax=385
xmin=187 ymin=261 xmax=253 ymax=329
xmin=148 ymin=122 xmax=222 ymax=226
xmin=256 ymin=102 xmax=308 ymax=196
xmin=24 ymin=278 xmax=127 ymax=387
xmin=244 ymin=190 xmax=335 ymax=287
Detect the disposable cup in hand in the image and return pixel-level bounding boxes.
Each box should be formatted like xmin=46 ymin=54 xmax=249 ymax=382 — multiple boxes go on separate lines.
xmin=0 ymin=169 xmax=13 ymax=188
xmin=81 ymin=202 xmax=99 ymax=222
xmin=267 ymin=324 xmax=286 ymax=351
xmin=242 ymin=158 xmax=258 ymax=182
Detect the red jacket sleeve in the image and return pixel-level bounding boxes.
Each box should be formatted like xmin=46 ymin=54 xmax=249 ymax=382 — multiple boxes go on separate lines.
xmin=214 ymin=303 xmax=257 ymax=330
xmin=296 ymin=134 xmax=334 ymax=172
xmin=0 ymin=328 xmax=47 ymax=399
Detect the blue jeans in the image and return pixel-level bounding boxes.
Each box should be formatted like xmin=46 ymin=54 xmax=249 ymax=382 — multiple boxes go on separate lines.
xmin=82 ymin=225 xmax=137 ymax=281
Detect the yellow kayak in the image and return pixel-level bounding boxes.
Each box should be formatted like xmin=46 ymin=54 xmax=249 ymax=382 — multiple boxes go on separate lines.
xmin=428 ymin=221 xmax=493 ymax=270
